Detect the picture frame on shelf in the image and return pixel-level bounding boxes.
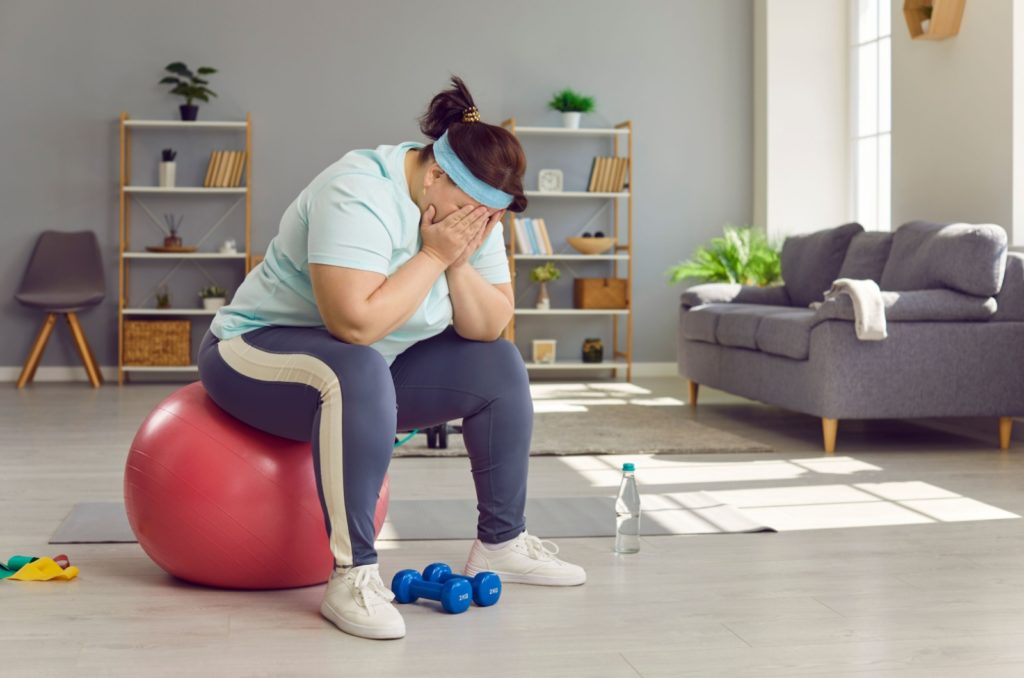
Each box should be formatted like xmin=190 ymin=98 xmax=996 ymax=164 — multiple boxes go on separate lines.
xmin=532 ymin=339 xmax=557 ymax=364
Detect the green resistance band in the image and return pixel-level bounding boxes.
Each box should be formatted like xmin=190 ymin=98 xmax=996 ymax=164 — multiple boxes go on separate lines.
xmin=394 ymin=430 xmax=418 ymax=448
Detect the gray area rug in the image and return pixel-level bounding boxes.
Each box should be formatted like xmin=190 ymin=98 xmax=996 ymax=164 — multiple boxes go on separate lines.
xmin=394 ymin=383 xmax=773 ymax=457
xmin=51 ymin=494 xmax=774 ymax=544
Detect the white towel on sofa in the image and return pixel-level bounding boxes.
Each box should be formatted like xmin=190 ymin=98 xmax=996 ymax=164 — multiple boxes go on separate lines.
xmin=810 ymin=278 xmax=887 ymax=340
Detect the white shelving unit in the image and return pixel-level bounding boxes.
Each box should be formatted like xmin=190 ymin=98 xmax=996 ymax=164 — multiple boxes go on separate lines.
xmin=501 ymin=119 xmax=633 ymax=380
xmin=117 ymin=112 xmax=252 ymax=383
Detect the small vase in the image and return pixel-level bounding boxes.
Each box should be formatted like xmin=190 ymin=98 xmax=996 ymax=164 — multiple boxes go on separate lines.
xmin=562 ymin=112 xmax=582 ymax=129
xmin=180 ymin=104 xmax=198 ymax=121
xmin=159 ymin=161 xmax=176 ymax=188
xmin=202 ymin=297 xmax=226 ymax=311
xmin=536 ymin=281 xmax=550 ymax=309
xmin=582 ymin=338 xmax=604 ymax=363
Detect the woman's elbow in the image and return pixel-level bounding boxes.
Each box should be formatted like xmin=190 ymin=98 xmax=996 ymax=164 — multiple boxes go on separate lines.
xmin=325 ymin=319 xmax=375 ymax=345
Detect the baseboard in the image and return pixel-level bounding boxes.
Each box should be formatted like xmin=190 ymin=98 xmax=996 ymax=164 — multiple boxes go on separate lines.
xmin=0 ymin=361 xmax=681 ymax=383
xmin=0 ymin=366 xmax=121 ymax=383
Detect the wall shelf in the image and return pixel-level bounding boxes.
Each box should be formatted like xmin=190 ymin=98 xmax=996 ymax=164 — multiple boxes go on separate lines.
xmin=117 ymin=111 xmax=252 ymax=383
xmin=903 ymin=0 xmax=965 ymax=41
xmin=501 ymin=117 xmax=634 ymax=380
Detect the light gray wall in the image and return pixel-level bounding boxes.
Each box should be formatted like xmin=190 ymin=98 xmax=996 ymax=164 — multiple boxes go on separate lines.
xmin=0 ymin=0 xmax=753 ymax=373
xmin=891 ymin=0 xmax=1013 ymax=231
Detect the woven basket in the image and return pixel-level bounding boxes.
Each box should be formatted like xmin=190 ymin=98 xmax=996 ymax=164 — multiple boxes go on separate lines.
xmin=123 ymin=320 xmax=191 ymax=366
xmin=573 ymin=278 xmax=628 ymax=309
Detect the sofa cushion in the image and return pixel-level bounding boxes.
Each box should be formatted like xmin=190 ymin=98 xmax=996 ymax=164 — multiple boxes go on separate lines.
xmin=838 ymin=231 xmax=894 ymax=283
xmin=680 ymin=304 xmax=791 ymax=347
xmin=813 ymin=289 xmax=996 ymax=323
xmin=679 ymin=305 xmax=721 ymax=343
xmin=754 ymin=309 xmax=819 ymax=360
xmin=781 ymin=222 xmax=865 ymax=308
xmin=715 ymin=305 xmax=797 ymax=349
xmin=880 ymin=221 xmax=1008 ymax=296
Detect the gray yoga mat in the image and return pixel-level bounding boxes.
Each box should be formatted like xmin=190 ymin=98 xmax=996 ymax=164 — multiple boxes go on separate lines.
xmin=50 ymin=493 xmax=774 ymax=544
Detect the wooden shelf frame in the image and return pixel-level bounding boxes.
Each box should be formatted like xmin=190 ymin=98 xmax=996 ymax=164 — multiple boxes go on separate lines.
xmin=500 ymin=117 xmax=634 ymax=380
xmin=117 ymin=111 xmax=252 ymax=383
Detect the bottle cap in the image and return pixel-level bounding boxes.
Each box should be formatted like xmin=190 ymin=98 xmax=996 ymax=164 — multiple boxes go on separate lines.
xmin=622 ymin=463 xmax=635 ymax=472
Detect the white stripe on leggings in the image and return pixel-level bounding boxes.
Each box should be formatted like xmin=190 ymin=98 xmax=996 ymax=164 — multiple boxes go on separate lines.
xmin=217 ymin=335 xmax=352 ymax=567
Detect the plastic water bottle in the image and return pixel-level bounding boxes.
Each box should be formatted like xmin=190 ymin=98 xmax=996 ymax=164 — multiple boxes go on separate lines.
xmin=614 ymin=462 xmax=641 ymax=554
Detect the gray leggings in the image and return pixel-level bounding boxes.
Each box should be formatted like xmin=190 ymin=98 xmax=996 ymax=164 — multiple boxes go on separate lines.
xmin=197 ymin=325 xmax=533 ymax=568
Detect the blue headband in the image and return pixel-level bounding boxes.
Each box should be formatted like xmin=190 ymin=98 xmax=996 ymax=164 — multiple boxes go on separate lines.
xmin=432 ymin=129 xmax=514 ymax=209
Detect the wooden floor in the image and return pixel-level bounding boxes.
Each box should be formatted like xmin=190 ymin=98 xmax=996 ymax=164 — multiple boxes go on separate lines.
xmin=4 ymin=377 xmax=1024 ymax=677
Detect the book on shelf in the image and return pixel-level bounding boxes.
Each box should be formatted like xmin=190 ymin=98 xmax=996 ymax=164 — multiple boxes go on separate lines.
xmin=204 ymin=150 xmax=248 ymax=187
xmin=203 ymin=151 xmax=220 ymax=187
xmin=586 ymin=156 xmax=629 ymax=193
xmin=536 ymin=218 xmax=553 ymax=254
xmin=512 ymin=217 xmax=553 ymax=255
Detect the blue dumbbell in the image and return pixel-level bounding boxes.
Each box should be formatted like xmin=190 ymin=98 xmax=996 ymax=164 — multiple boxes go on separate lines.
xmin=391 ymin=569 xmax=473 ymax=614
xmin=421 ymin=562 xmax=502 ymax=607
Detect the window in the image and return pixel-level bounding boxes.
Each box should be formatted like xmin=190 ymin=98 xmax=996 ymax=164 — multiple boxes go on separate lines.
xmin=852 ymin=0 xmax=891 ymax=231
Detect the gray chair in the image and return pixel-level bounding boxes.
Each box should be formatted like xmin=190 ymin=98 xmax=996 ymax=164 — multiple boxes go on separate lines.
xmin=15 ymin=230 xmax=106 ymax=388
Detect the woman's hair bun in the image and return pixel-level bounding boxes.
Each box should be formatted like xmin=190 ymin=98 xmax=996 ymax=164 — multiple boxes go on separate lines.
xmin=418 ymin=75 xmax=476 ymax=140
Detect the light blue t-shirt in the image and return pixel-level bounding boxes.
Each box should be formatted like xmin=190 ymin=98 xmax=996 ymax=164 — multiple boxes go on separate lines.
xmin=210 ymin=141 xmax=511 ymax=366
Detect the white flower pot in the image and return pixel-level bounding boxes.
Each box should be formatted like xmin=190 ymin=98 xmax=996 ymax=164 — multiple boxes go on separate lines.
xmin=159 ymin=162 xmax=177 ymax=188
xmin=562 ymin=112 xmax=582 ymax=129
xmin=202 ymin=297 xmax=226 ymax=311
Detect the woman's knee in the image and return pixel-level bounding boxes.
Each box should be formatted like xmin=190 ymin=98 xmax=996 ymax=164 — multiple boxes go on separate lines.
xmin=470 ymin=339 xmax=530 ymax=399
xmin=321 ymin=343 xmax=395 ymax=405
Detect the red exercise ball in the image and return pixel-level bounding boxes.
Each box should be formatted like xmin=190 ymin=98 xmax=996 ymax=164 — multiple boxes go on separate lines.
xmin=124 ymin=381 xmax=389 ymax=590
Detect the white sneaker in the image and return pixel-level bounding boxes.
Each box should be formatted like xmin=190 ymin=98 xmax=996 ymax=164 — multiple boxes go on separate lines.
xmin=464 ymin=531 xmax=587 ymax=586
xmin=320 ymin=563 xmax=405 ymax=640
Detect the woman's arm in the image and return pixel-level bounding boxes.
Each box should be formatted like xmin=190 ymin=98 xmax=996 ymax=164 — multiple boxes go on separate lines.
xmin=446 ymin=265 xmax=514 ymax=341
xmin=310 ymin=254 xmax=445 ymax=345
xmin=312 ymin=204 xmax=490 ymax=345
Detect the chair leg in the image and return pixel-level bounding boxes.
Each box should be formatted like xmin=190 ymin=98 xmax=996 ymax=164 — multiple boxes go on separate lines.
xmin=999 ymin=417 xmax=1014 ymax=450
xmin=688 ymin=380 xmax=699 ymax=409
xmin=65 ymin=312 xmax=103 ymax=388
xmin=822 ymin=418 xmax=839 ymax=455
xmin=16 ymin=313 xmax=58 ymax=389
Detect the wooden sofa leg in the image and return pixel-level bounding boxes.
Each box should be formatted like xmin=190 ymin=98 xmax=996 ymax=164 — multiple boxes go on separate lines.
xmin=688 ymin=380 xmax=699 ymax=409
xmin=822 ymin=418 xmax=839 ymax=455
xmin=999 ymin=417 xmax=1014 ymax=450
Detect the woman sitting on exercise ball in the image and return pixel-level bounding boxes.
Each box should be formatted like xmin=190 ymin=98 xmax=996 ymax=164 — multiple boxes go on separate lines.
xmin=197 ymin=75 xmax=585 ymax=640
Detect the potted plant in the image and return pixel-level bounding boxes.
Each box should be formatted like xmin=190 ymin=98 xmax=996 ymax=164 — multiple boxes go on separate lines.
xmin=199 ymin=285 xmax=227 ymax=311
xmin=159 ymin=148 xmax=177 ymax=187
xmin=160 ymin=62 xmax=218 ymax=121
xmin=667 ymin=225 xmax=782 ymax=287
xmin=155 ymin=284 xmax=171 ymax=309
xmin=548 ymin=87 xmax=596 ymax=129
xmin=529 ymin=261 xmax=561 ymax=309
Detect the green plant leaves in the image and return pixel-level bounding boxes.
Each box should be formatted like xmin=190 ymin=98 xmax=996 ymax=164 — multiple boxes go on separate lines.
xmin=548 ymin=88 xmax=596 ymax=113
xmin=668 ymin=225 xmax=781 ymax=287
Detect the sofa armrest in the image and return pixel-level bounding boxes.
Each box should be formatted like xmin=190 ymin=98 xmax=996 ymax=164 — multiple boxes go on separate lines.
xmin=813 ymin=288 xmax=997 ymax=323
xmin=680 ymin=283 xmax=791 ymax=309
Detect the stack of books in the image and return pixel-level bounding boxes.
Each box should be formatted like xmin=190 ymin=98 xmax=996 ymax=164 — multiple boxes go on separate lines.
xmin=512 ymin=217 xmax=553 ymax=255
xmin=204 ymin=150 xmax=248 ymax=188
xmin=587 ymin=156 xmax=630 ymax=193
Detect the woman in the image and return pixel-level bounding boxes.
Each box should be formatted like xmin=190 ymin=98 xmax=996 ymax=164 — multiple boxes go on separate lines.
xmin=197 ymin=76 xmax=585 ymax=641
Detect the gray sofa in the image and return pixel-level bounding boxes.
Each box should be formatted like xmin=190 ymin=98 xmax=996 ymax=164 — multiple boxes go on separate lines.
xmin=677 ymin=221 xmax=1024 ymax=452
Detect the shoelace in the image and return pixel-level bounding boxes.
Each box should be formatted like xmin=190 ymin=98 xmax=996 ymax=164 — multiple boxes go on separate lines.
xmin=522 ymin=533 xmax=562 ymax=562
xmin=346 ymin=566 xmax=396 ymax=610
